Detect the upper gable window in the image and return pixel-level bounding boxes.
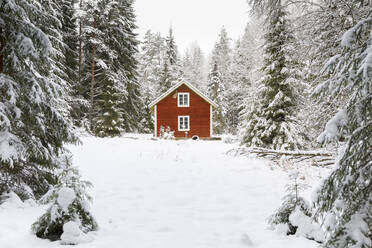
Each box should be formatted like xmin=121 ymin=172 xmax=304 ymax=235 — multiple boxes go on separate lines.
xmin=177 ymin=92 xmax=189 ymax=107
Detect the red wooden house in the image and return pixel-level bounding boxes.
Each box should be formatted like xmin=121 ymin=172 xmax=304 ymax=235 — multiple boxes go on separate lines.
xmin=148 ymin=79 xmax=218 ymax=139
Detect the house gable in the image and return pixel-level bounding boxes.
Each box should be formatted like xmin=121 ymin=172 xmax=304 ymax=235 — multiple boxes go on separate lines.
xmin=148 ymin=79 xmax=217 ymax=110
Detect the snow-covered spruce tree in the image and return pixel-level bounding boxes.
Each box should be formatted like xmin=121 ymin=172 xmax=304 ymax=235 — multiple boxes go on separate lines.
xmin=115 ymin=0 xmax=141 ymax=133
xmin=0 ymin=0 xmax=77 ymax=199
xmin=158 ymin=59 xmax=173 ymax=94
xmin=207 ymin=27 xmax=232 ymax=135
xmin=59 ymin=0 xmax=88 ymax=128
xmin=82 ymin=0 xmax=140 ymax=135
xmin=91 ymin=0 xmax=127 ymax=137
xmin=39 ymin=0 xmax=74 ymax=120
xmin=157 ymin=27 xmax=180 ymax=94
xmin=32 ymin=155 xmax=97 ymax=241
xmin=61 ymin=0 xmax=79 ymax=82
xmin=294 ymin=0 xmax=359 ymax=143
xmin=312 ymin=3 xmax=372 ymax=247
xmin=137 ymin=30 xmax=165 ymax=132
xmin=210 ymin=26 xmax=232 ymax=87
xmin=207 ymin=62 xmax=227 ymax=135
xmin=242 ymin=1 xmax=302 ymax=150
xmin=79 ymin=0 xmax=100 ymax=131
xmin=137 ymin=30 xmax=165 ymax=100
xmin=165 ymin=26 xmax=178 ymax=67
xmin=228 ymin=24 xmax=258 ymax=134
xmin=181 ymin=42 xmax=206 ymax=88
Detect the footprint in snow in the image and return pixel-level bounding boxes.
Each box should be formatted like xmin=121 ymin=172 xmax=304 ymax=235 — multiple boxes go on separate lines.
xmin=241 ymin=233 xmax=254 ymax=246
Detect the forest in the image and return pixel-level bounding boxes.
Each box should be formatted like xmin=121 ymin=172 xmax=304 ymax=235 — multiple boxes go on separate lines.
xmin=0 ymin=0 xmax=371 ymax=247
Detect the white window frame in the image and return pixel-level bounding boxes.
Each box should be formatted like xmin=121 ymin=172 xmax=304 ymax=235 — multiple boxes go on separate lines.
xmin=177 ymin=92 xmax=190 ymax=107
xmin=178 ymin=115 xmax=190 ymax=131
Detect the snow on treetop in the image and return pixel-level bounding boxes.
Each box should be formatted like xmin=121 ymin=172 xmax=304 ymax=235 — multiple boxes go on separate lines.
xmin=57 ymin=187 xmax=76 ymax=212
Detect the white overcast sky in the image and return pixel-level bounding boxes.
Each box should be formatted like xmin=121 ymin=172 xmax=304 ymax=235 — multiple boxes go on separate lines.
xmin=134 ymin=0 xmax=250 ymax=55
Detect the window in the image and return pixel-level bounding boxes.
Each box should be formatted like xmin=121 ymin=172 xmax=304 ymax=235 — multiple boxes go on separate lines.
xmin=177 ymin=92 xmax=189 ymax=107
xmin=178 ymin=116 xmax=190 ymax=131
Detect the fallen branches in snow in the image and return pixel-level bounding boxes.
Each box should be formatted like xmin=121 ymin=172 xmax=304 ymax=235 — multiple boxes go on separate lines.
xmin=227 ymin=147 xmax=335 ymax=167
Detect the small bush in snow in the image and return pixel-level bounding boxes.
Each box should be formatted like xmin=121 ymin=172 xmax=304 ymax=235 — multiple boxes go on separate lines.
xmin=32 ymin=155 xmax=97 ymax=241
xmin=268 ymin=194 xmax=311 ymax=235
xmin=159 ymin=126 xmax=174 ymax=139
xmin=268 ymin=170 xmax=311 ymax=235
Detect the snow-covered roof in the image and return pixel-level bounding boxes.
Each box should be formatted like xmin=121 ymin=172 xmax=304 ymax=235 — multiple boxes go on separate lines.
xmin=148 ymin=79 xmax=218 ymax=109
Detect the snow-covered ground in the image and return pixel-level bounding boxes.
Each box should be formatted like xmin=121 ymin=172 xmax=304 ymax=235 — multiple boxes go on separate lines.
xmin=0 ymin=136 xmax=328 ymax=248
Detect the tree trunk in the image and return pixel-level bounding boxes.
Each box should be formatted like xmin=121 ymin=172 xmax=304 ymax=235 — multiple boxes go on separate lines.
xmin=89 ymin=16 xmax=96 ymax=125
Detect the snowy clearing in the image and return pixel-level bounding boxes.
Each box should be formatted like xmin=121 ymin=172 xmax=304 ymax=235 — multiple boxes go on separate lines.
xmin=0 ymin=136 xmax=326 ymax=248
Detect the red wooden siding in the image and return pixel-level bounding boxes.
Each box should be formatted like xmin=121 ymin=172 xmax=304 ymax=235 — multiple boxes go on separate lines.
xmin=156 ymin=84 xmax=211 ymax=138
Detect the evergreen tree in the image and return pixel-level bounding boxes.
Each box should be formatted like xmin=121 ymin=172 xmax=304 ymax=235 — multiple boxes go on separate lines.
xmin=0 ymin=0 xmax=77 ymax=199
xmin=293 ymin=0 xmax=357 ymax=143
xmin=158 ymin=27 xmax=181 ymax=94
xmin=181 ymin=42 xmax=206 ymax=89
xmin=81 ymin=0 xmax=140 ymax=135
xmin=228 ymin=24 xmax=257 ymax=134
xmin=208 ymin=27 xmax=232 ymax=134
xmin=313 ymin=1 xmax=372 ymax=246
xmin=116 ymin=0 xmax=141 ymax=133
xmin=137 ymin=30 xmax=165 ymax=132
xmin=32 ymin=155 xmax=97 ymax=241
xmin=137 ymin=30 xmax=165 ymax=100
xmin=210 ymin=26 xmax=232 ymax=87
xmin=158 ymin=60 xmax=172 ymax=94
xmin=158 ymin=26 xmax=181 ymax=94
xmin=165 ymin=26 xmax=178 ymax=66
xmin=91 ymin=0 xmax=127 ymax=137
xmin=59 ymin=0 xmax=88 ymax=128
xmin=60 ymin=0 xmax=79 ymax=85
xmin=242 ymin=1 xmax=302 ymax=150
xmin=268 ymin=170 xmax=311 ymax=235
xmin=80 ymin=0 xmax=100 ymax=130
xmin=207 ymin=62 xmax=227 ymax=135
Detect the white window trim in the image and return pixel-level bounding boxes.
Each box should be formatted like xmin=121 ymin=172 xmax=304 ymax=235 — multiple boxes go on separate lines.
xmin=178 ymin=115 xmax=190 ymax=131
xmin=154 ymin=105 xmax=157 ymax=137
xmin=210 ymin=105 xmax=213 ymax=137
xmin=177 ymin=92 xmax=190 ymax=107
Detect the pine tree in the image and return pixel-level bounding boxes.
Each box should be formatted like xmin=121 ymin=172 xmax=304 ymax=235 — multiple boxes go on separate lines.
xmin=210 ymin=26 xmax=232 ymax=86
xmin=91 ymin=0 xmax=127 ymax=137
xmin=80 ymin=0 xmax=140 ymax=135
xmin=313 ymin=1 xmax=372 ymax=246
xmin=294 ymin=0 xmax=357 ymax=142
xmin=116 ymin=0 xmax=141 ymax=133
xmin=208 ymin=27 xmax=232 ymax=134
xmin=181 ymin=42 xmax=206 ymax=89
xmin=137 ymin=30 xmax=165 ymax=132
xmin=60 ymin=0 xmax=79 ymax=85
xmin=80 ymin=0 xmax=100 ymax=130
xmin=137 ymin=30 xmax=165 ymax=100
xmin=165 ymin=26 xmax=178 ymax=66
xmin=207 ymin=62 xmax=227 ymax=135
xmin=158 ymin=59 xmax=172 ymax=94
xmin=59 ymin=0 xmax=88 ymax=128
xmin=242 ymin=1 xmax=302 ymax=150
xmin=228 ymin=24 xmax=257 ymax=134
xmin=0 ymin=0 xmax=77 ymax=199
xmin=157 ymin=26 xmax=181 ymax=94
